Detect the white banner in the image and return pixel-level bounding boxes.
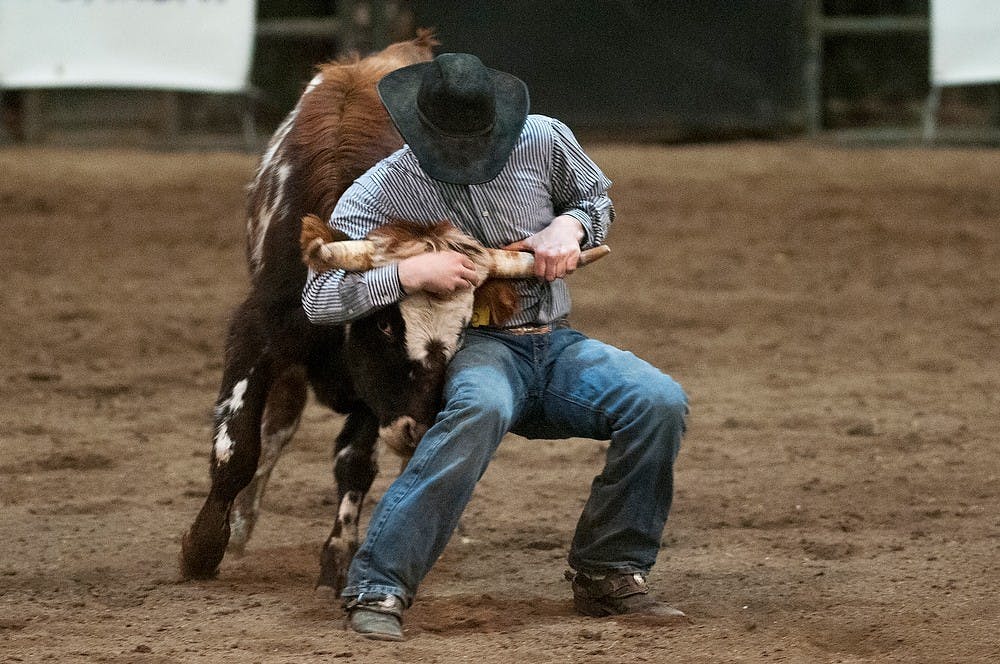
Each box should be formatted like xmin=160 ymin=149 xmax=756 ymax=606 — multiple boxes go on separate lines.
xmin=0 ymin=0 xmax=255 ymax=92
xmin=931 ymin=0 xmax=1000 ymax=86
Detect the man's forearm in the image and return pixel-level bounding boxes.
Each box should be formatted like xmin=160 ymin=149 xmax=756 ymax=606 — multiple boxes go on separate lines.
xmin=302 ymin=264 xmax=404 ymax=325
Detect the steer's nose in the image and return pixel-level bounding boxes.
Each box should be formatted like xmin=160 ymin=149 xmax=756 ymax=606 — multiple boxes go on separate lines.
xmin=381 ymin=415 xmax=429 ymax=457
xmin=404 ymin=418 xmax=429 ymax=449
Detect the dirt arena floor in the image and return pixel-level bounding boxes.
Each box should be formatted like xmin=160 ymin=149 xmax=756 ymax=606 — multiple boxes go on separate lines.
xmin=1 ymin=141 xmax=998 ymax=663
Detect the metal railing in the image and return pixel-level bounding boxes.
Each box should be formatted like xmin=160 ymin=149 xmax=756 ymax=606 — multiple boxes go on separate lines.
xmin=805 ymin=2 xmax=930 ymax=137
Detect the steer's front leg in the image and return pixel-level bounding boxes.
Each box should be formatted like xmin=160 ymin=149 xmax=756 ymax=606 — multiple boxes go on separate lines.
xmin=317 ymin=409 xmax=380 ymax=594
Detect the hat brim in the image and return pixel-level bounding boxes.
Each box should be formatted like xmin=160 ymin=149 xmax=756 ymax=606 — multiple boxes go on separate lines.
xmin=378 ymin=61 xmax=529 ymax=185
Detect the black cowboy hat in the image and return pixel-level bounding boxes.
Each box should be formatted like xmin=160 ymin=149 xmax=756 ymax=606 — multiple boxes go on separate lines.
xmin=377 ymin=52 xmax=529 ymax=185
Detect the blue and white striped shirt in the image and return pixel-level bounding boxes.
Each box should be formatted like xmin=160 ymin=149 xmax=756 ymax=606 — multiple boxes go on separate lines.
xmin=302 ymin=114 xmax=614 ymax=327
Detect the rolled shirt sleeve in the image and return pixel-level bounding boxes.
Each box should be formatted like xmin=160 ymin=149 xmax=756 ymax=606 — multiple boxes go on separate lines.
xmin=301 ymin=181 xmax=406 ymax=325
xmin=549 ymin=118 xmax=615 ymax=248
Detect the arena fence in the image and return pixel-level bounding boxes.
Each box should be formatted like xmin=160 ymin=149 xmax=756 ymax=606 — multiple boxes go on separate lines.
xmin=0 ymin=1 xmax=997 ymax=147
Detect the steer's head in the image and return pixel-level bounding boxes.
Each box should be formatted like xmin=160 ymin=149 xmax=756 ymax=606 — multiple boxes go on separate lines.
xmin=301 ymin=214 xmax=609 ymax=457
xmin=341 ymin=300 xmax=460 ymax=457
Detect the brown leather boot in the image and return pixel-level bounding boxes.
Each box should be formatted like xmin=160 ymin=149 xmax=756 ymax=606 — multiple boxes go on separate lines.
xmin=566 ymin=570 xmax=688 ymax=621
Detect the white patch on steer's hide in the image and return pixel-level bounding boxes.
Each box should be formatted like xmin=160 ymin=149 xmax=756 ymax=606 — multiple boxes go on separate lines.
xmin=337 ymin=491 xmax=362 ymax=532
xmin=213 ymin=377 xmax=249 ymax=464
xmin=304 ymin=72 xmax=324 ymax=96
xmin=258 ymin=111 xmax=295 ymax=177
xmin=214 ymin=425 xmax=236 ymax=464
xmin=252 ymin=163 xmax=292 ymax=273
xmin=248 ymin=112 xmax=297 ymax=272
xmin=250 ymin=206 xmax=273 ymax=272
xmin=272 ymin=162 xmax=291 ymax=221
xmin=258 ymin=423 xmax=297 ymax=470
xmin=217 ymin=378 xmax=249 ymax=417
xmin=399 ymin=290 xmax=474 ymax=366
xmin=228 ymin=508 xmax=249 ymax=548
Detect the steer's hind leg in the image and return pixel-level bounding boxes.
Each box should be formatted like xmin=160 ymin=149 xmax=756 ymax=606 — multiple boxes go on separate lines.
xmin=317 ymin=409 xmax=380 ymax=594
xmin=228 ymin=364 xmax=308 ymax=555
xmin=180 ymin=326 xmax=273 ymax=580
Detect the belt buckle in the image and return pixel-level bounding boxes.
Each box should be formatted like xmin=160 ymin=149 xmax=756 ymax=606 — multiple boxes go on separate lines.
xmin=505 ymin=323 xmax=552 ymax=335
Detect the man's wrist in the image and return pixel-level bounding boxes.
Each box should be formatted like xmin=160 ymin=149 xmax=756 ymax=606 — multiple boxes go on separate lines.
xmin=398 ymin=258 xmax=420 ymax=295
xmin=556 ymin=211 xmax=591 ymax=245
xmin=397 ymin=264 xmax=410 ymax=296
xmin=553 ymin=213 xmax=586 ymax=244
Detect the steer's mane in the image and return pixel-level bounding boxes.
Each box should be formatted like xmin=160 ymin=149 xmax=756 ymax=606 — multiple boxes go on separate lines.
xmin=369 ymin=220 xmax=487 ymax=259
xmin=300 ymin=215 xmax=519 ymax=326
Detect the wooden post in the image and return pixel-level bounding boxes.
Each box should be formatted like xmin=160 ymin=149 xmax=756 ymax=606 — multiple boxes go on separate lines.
xmin=159 ymin=90 xmax=180 ymax=145
xmin=806 ymin=7 xmax=930 ymax=139
xmin=22 ymin=90 xmax=43 ymax=143
xmin=804 ymin=0 xmax=823 ymax=136
xmin=0 ymin=88 xmax=10 ymax=144
xmin=988 ymin=84 xmax=1000 ymax=127
xmin=922 ymin=86 xmax=941 ymax=143
xmin=240 ymin=89 xmax=258 ymax=152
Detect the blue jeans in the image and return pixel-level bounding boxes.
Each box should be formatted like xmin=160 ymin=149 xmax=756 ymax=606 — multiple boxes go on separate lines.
xmin=342 ymin=326 xmax=687 ymax=607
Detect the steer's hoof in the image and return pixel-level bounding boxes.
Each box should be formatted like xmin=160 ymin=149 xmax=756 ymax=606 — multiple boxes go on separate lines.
xmin=179 ymin=498 xmax=232 ymax=580
xmin=317 ymin=538 xmax=354 ymax=596
xmin=179 ymin=529 xmax=225 ymax=580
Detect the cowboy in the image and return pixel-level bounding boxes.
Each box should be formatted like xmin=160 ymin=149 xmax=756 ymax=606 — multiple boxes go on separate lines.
xmin=302 ymin=52 xmax=688 ymax=641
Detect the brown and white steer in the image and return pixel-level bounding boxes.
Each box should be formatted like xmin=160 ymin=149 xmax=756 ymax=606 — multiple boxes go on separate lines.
xmin=178 ymin=32 xmax=608 ymax=593
xmin=180 ymin=32 xmax=439 ymax=590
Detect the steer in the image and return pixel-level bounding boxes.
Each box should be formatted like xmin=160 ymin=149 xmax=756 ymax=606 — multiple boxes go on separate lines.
xmin=179 ymin=32 xmax=607 ymax=593
xmin=180 ymin=32 xmax=440 ymax=588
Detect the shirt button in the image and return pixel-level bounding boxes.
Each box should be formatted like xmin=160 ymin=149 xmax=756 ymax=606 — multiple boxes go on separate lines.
xmin=482 ymin=210 xmax=490 ymax=217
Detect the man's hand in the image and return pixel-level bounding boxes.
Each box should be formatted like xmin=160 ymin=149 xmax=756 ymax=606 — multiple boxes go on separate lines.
xmin=398 ymin=251 xmax=483 ymax=296
xmin=504 ymin=214 xmax=584 ymax=281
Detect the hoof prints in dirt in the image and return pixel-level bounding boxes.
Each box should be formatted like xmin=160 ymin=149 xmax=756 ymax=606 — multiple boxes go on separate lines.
xmin=0 ymin=452 xmax=116 ymax=474
xmin=413 ymin=596 xmax=570 ymax=635
xmin=799 ymin=539 xmax=859 ymax=561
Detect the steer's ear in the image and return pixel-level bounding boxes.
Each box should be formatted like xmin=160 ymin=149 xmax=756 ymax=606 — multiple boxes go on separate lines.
xmin=473 ymin=279 xmax=520 ymax=326
xmin=300 ymin=214 xmax=335 ymax=250
xmin=301 ymin=214 xmax=349 ymax=272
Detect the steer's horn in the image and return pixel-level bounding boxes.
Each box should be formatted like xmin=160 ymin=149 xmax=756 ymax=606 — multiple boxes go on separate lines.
xmin=485 ymin=245 xmax=611 ymax=278
xmin=301 ymin=214 xmax=378 ymax=271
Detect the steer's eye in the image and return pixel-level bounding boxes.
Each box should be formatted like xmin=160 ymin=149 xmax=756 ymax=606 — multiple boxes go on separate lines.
xmin=378 ymin=319 xmax=393 ymax=338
